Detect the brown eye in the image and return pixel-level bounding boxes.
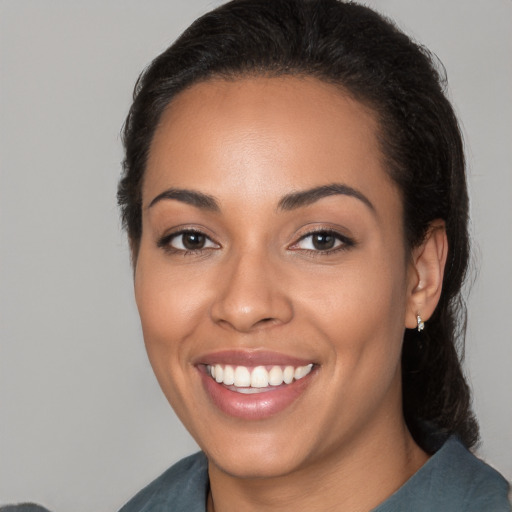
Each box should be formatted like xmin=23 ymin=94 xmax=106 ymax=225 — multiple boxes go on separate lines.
xmin=291 ymin=229 xmax=355 ymax=253
xmin=311 ymin=232 xmax=336 ymax=250
xmin=159 ymin=229 xmax=219 ymax=253
xmin=181 ymin=232 xmax=206 ymax=250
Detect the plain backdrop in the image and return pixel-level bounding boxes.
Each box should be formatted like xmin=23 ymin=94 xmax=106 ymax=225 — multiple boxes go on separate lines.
xmin=1 ymin=1 xmax=511 ymax=510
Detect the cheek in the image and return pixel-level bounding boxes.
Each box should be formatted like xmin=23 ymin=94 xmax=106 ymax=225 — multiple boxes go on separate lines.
xmin=313 ymin=267 xmax=407 ymax=415
xmin=134 ymin=254 xmax=209 ymax=363
xmin=295 ymin=257 xmax=407 ymax=373
xmin=295 ymin=258 xmax=407 ymax=329
xmin=133 ymin=255 xmax=212 ymax=423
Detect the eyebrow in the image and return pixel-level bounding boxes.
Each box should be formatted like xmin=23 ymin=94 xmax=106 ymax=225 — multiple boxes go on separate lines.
xmin=148 ymin=188 xmax=220 ymax=212
xmin=277 ymin=183 xmax=375 ymax=213
xmin=147 ymin=182 xmax=375 ymax=214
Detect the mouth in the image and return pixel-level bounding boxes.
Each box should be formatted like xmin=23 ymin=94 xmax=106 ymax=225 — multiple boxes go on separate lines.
xmin=196 ymin=351 xmax=317 ymax=419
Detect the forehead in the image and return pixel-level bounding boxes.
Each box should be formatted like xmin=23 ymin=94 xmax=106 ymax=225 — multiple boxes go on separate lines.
xmin=144 ymin=75 xmax=396 ymax=211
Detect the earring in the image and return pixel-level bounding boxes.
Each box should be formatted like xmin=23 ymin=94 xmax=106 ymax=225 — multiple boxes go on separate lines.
xmin=417 ymin=314 xmax=425 ymax=332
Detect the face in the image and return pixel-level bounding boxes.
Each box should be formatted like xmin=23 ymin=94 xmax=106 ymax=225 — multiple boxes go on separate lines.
xmin=135 ymin=76 xmax=416 ymax=479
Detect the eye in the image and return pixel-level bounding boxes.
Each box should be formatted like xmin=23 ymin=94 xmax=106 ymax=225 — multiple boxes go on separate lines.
xmin=158 ymin=230 xmax=219 ymax=253
xmin=291 ymin=230 xmax=354 ymax=253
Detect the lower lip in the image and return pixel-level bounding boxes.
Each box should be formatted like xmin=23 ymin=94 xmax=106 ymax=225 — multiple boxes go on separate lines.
xmin=199 ymin=368 xmax=314 ymax=420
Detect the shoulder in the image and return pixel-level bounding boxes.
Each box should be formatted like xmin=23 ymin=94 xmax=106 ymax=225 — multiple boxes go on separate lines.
xmin=375 ymin=437 xmax=511 ymax=512
xmin=118 ymin=452 xmax=209 ymax=512
xmin=433 ymin=437 xmax=510 ymax=509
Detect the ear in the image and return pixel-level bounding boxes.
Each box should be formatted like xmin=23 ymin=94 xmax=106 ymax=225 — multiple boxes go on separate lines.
xmin=405 ymin=221 xmax=448 ymax=329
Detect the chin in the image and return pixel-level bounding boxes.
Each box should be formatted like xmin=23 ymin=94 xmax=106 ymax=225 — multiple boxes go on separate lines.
xmin=207 ymin=445 xmax=308 ymax=480
xmin=196 ymin=421 xmax=325 ymax=480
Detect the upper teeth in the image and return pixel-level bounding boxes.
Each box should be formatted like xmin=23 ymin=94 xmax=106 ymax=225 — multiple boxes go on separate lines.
xmin=207 ymin=363 xmax=313 ymax=388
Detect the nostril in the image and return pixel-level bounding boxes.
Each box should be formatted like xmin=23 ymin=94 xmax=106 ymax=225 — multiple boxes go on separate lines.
xmin=257 ymin=317 xmax=276 ymax=326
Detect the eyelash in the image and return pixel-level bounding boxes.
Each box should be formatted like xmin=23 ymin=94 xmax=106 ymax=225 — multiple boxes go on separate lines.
xmin=157 ymin=228 xmax=220 ymax=256
xmin=290 ymin=229 xmax=355 ymax=255
xmin=157 ymin=228 xmax=355 ymax=256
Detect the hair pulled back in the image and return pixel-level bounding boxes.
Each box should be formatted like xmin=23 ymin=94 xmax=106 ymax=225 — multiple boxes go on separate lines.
xmin=119 ymin=0 xmax=478 ymax=449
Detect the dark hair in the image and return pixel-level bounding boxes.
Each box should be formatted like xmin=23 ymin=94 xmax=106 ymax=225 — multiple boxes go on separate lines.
xmin=118 ymin=0 xmax=478 ymax=449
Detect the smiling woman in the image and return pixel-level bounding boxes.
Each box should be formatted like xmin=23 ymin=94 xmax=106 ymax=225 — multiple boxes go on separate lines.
xmin=115 ymin=0 xmax=510 ymax=511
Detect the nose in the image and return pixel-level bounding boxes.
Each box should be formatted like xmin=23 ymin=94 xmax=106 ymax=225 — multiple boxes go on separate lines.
xmin=210 ymin=250 xmax=294 ymax=333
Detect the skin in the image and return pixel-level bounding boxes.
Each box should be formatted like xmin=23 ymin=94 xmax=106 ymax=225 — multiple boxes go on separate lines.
xmin=134 ymin=76 xmax=447 ymax=511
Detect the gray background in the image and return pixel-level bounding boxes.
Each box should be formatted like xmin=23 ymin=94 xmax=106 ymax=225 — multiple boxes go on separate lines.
xmin=1 ymin=1 xmax=510 ymax=510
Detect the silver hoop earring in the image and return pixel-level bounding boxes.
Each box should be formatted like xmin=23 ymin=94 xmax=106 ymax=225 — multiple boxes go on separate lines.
xmin=417 ymin=315 xmax=425 ymax=332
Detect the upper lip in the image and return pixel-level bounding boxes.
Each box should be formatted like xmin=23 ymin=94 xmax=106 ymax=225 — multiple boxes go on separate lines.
xmin=194 ymin=350 xmax=315 ymax=367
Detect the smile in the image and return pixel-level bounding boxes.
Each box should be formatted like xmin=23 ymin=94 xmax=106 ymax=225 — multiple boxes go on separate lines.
xmin=206 ymin=363 xmax=314 ymax=392
xmin=198 ymin=354 xmax=317 ymax=419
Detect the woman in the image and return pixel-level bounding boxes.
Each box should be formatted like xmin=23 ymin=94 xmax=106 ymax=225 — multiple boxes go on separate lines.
xmin=117 ymin=0 xmax=510 ymax=510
